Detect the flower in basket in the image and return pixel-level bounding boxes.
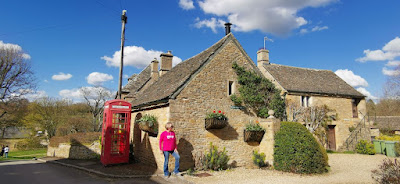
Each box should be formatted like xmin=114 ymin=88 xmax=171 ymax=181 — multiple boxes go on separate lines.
xmin=245 ymin=121 xmax=265 ymax=132
xmin=206 ymin=110 xmax=228 ymax=121
xmin=136 ymin=114 xmax=158 ymax=134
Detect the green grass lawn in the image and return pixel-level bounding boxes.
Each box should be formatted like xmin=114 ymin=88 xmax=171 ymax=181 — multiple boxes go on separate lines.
xmin=0 ymin=148 xmax=47 ymax=161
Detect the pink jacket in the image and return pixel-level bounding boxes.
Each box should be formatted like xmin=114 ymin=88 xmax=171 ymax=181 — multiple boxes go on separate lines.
xmin=159 ymin=131 xmax=176 ymax=151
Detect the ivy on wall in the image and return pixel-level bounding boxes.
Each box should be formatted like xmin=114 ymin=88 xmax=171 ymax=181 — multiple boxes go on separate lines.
xmin=232 ymin=63 xmax=285 ymax=119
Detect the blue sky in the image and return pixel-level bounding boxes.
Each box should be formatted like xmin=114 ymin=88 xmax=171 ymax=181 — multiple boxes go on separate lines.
xmin=1 ymin=0 xmax=399 ymax=102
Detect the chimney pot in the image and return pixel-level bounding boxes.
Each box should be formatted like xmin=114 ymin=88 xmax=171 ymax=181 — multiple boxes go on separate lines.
xmin=225 ymin=22 xmax=232 ymax=35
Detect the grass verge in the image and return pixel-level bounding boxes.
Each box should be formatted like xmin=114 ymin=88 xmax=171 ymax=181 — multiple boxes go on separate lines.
xmin=0 ymin=148 xmax=47 ymax=161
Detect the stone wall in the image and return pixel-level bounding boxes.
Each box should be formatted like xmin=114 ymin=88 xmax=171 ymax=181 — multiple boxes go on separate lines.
xmin=131 ymin=107 xmax=170 ymax=171
xmin=47 ymin=141 xmax=101 ymax=159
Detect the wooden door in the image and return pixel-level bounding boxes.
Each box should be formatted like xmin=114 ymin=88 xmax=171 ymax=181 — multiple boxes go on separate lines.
xmin=327 ymin=125 xmax=336 ymax=150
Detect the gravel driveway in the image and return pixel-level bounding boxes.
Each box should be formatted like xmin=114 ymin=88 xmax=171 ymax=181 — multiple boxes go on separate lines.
xmin=184 ymin=153 xmax=392 ymax=184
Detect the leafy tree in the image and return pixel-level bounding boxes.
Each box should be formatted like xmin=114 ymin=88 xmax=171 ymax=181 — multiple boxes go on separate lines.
xmin=232 ymin=63 xmax=285 ymax=119
xmin=0 ymin=98 xmax=29 ymax=138
xmin=23 ymin=97 xmax=70 ymax=139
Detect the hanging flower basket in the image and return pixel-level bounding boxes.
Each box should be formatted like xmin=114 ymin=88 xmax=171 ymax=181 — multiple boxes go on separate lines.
xmin=138 ymin=121 xmax=158 ymax=135
xmin=205 ymin=110 xmax=228 ymax=130
xmin=136 ymin=114 xmax=158 ymax=135
xmin=243 ymin=130 xmax=265 ymax=143
xmin=205 ymin=118 xmax=228 ymax=130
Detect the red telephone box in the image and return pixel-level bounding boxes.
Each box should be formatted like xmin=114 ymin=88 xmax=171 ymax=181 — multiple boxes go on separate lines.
xmin=101 ymin=99 xmax=131 ymax=166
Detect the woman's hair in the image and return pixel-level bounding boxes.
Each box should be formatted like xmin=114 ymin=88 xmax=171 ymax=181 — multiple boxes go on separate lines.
xmin=165 ymin=122 xmax=174 ymax=129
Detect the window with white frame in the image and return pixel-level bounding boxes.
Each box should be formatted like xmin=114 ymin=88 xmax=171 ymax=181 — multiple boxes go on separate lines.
xmin=228 ymin=81 xmax=234 ymax=96
xmin=301 ymin=96 xmax=310 ymax=107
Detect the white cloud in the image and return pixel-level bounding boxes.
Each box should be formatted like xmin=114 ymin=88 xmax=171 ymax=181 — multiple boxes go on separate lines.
xmin=59 ymin=86 xmax=112 ymax=102
xmin=335 ymin=69 xmax=368 ymax=87
xmin=299 ymin=28 xmax=308 ymax=34
xmin=194 ymin=17 xmax=225 ymax=33
xmin=311 ymin=26 xmax=328 ymax=32
xmin=382 ymin=67 xmax=400 ymax=76
xmin=52 ymin=72 xmax=72 ymax=81
xmin=101 ymin=46 xmax=183 ymax=69
xmin=194 ymin=0 xmax=336 ymax=36
xmin=356 ymin=87 xmax=378 ymax=100
xmin=86 ymin=72 xmax=113 ymax=85
xmin=59 ymin=89 xmax=82 ymax=100
xmin=386 ymin=60 xmax=400 ymax=67
xmin=179 ymin=0 xmax=195 ymax=10
xmin=0 ymin=40 xmax=31 ymax=59
xmin=44 ymin=80 xmax=49 ymax=83
xmin=299 ymin=25 xmax=328 ymax=34
xmin=15 ymin=89 xmax=48 ymax=101
xmin=123 ymin=74 xmax=129 ymax=79
xmin=357 ymin=37 xmax=400 ymax=62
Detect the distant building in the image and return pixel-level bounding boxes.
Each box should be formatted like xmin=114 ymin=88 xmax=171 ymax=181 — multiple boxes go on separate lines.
xmin=257 ymin=49 xmax=370 ymax=150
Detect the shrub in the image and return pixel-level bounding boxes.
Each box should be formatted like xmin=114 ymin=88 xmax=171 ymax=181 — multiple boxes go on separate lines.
xmin=252 ymin=150 xmax=266 ymax=168
xmin=49 ymin=132 xmax=101 ymax=147
xmin=206 ymin=111 xmax=227 ymax=120
xmin=232 ymin=62 xmax=285 ymax=119
xmin=376 ymin=135 xmax=400 ymax=142
xmin=395 ymin=143 xmax=400 ymax=157
xmin=16 ymin=136 xmax=46 ymax=150
xmin=372 ymin=159 xmax=400 ymax=184
xmin=349 ymin=126 xmax=356 ymax=132
xmin=202 ymin=142 xmax=230 ymax=171
xmin=274 ymin=122 xmax=329 ymax=174
xmin=355 ymin=140 xmax=375 ymax=155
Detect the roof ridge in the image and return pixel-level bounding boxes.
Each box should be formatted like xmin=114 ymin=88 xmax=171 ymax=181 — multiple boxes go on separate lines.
xmin=269 ymin=63 xmax=332 ymax=72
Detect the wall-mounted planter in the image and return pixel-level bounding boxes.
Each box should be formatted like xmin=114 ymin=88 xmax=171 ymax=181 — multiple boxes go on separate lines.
xmin=243 ymin=130 xmax=265 ymax=143
xmin=138 ymin=121 xmax=158 ymax=135
xmin=205 ymin=119 xmax=228 ymax=130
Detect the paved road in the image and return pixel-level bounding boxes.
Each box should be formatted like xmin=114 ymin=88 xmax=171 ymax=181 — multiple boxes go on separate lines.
xmin=0 ymin=160 xmax=169 ymax=184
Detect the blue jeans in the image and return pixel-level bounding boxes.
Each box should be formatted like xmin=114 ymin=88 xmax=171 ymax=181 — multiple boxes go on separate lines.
xmin=163 ymin=151 xmax=180 ymax=176
xmin=5 ymin=152 xmax=8 ymax=158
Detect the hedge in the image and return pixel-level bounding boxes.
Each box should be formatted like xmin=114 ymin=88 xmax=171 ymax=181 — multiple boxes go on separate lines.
xmin=274 ymin=122 xmax=329 ymax=174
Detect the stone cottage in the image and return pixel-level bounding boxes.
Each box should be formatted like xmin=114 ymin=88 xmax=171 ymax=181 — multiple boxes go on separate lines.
xmin=124 ymin=32 xmax=278 ymax=171
xmin=122 ymin=28 xmax=370 ymax=172
xmin=257 ymin=49 xmax=370 ymax=150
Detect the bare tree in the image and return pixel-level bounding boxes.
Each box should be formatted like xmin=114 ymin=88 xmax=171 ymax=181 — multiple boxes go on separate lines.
xmin=80 ymin=86 xmax=112 ymax=132
xmin=301 ymin=105 xmax=335 ymax=133
xmin=0 ymin=45 xmax=35 ymax=102
xmin=0 ymin=43 xmax=36 ymax=122
xmin=383 ymin=64 xmax=400 ymax=98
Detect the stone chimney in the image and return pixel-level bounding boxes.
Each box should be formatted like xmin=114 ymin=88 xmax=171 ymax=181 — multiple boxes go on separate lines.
xmin=257 ymin=49 xmax=269 ymax=68
xmin=160 ymin=51 xmax=173 ymax=76
xmin=151 ymin=58 xmax=159 ymax=80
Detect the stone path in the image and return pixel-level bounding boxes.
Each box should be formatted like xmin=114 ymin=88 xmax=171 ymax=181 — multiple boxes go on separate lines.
xmin=184 ymin=153 xmax=393 ymax=184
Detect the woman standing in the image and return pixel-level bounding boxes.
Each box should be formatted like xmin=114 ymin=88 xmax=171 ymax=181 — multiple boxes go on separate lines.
xmin=159 ymin=122 xmax=180 ymax=177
